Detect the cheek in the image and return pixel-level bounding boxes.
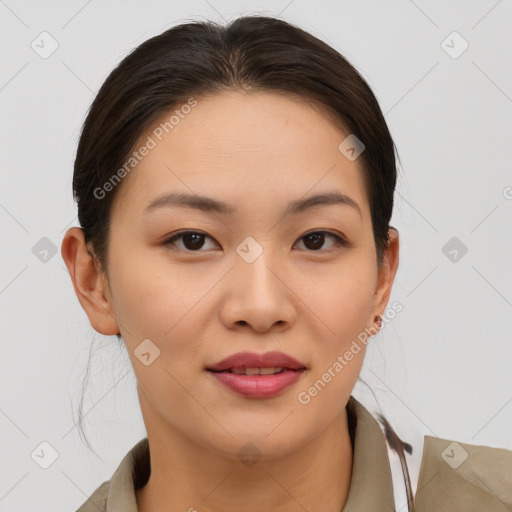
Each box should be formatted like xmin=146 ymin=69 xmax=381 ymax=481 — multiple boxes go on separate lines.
xmin=296 ymin=266 xmax=373 ymax=418
xmin=107 ymin=242 xmax=198 ymax=342
xmin=305 ymin=255 xmax=377 ymax=330
xmin=300 ymin=255 xmax=376 ymax=387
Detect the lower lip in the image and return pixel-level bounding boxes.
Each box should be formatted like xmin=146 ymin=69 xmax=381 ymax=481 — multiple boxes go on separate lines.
xmin=207 ymin=369 xmax=305 ymax=398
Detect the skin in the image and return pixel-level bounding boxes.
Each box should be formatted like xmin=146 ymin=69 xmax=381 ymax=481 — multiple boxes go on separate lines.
xmin=62 ymin=90 xmax=399 ymax=512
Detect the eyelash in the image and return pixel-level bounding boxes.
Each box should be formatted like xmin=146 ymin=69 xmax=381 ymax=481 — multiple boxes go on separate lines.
xmin=161 ymin=230 xmax=348 ymax=253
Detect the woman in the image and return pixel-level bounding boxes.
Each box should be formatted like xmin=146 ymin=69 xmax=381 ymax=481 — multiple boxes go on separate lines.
xmin=61 ymin=15 xmax=512 ymax=512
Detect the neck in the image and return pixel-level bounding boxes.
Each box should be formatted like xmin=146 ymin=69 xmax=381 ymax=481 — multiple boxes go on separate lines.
xmin=136 ymin=406 xmax=353 ymax=512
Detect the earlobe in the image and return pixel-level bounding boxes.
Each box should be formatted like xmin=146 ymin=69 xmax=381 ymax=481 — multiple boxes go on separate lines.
xmin=61 ymin=227 xmax=120 ymax=336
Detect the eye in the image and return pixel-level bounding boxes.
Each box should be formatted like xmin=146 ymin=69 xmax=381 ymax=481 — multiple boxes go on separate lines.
xmin=162 ymin=230 xmax=348 ymax=252
xmin=162 ymin=230 xmax=219 ymax=252
xmin=294 ymin=230 xmax=348 ymax=251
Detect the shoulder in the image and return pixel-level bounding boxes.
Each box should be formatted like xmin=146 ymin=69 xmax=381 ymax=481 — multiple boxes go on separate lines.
xmin=415 ymin=435 xmax=512 ymax=511
xmin=75 ymin=480 xmax=110 ymax=512
xmin=75 ymin=437 xmax=149 ymax=512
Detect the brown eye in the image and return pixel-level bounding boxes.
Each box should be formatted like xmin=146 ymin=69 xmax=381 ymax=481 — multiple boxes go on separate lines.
xmin=162 ymin=229 xmax=347 ymax=253
xmin=162 ymin=231 xmax=218 ymax=251
xmin=295 ymin=231 xmax=347 ymax=251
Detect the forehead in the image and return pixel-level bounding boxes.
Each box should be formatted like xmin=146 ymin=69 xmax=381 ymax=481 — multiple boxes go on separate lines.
xmin=112 ymin=90 xmax=369 ymax=219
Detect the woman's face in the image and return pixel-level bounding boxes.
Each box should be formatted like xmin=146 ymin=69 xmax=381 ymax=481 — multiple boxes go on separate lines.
xmin=69 ymin=90 xmax=398 ymax=461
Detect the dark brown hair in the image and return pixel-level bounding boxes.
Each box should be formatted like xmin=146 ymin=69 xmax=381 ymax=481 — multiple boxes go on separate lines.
xmin=73 ymin=15 xmax=399 ymax=274
xmin=71 ymin=14 xmax=405 ymax=490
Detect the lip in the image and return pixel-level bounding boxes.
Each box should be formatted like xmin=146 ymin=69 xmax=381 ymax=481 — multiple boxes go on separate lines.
xmin=206 ymin=351 xmax=307 ymax=372
xmin=208 ymin=369 xmax=305 ymax=398
xmin=205 ymin=351 xmax=307 ymax=399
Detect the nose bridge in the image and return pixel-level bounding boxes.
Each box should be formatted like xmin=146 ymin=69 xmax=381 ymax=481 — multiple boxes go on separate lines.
xmin=235 ymin=237 xmax=282 ymax=298
xmin=220 ymin=236 xmax=296 ymax=331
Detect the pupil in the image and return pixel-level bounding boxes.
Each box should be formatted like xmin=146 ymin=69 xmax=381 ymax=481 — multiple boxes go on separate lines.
xmin=182 ymin=233 xmax=325 ymax=251
xmin=305 ymin=233 xmax=324 ymax=250
xmin=183 ymin=233 xmax=204 ymax=250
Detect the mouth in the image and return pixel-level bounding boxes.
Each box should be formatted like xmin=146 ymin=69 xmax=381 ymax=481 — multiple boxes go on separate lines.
xmin=207 ymin=366 xmax=301 ymax=376
xmin=205 ymin=351 xmax=307 ymax=397
xmin=206 ymin=350 xmax=308 ymax=373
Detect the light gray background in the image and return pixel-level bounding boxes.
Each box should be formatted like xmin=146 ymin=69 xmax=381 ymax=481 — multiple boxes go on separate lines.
xmin=1 ymin=0 xmax=511 ymax=510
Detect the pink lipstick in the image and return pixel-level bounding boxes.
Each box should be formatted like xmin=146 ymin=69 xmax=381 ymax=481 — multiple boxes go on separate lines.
xmin=206 ymin=351 xmax=307 ymax=398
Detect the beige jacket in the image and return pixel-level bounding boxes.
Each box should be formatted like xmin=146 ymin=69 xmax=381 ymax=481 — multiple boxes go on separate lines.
xmin=76 ymin=396 xmax=512 ymax=511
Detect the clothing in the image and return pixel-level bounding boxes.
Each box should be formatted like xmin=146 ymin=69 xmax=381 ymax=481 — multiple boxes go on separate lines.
xmin=76 ymin=395 xmax=512 ymax=511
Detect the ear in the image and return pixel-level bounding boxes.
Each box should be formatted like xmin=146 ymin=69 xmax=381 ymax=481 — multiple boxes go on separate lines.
xmin=61 ymin=227 xmax=120 ymax=336
xmin=371 ymin=227 xmax=399 ymax=320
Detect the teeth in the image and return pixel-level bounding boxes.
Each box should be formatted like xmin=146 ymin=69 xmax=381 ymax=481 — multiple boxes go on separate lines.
xmin=259 ymin=367 xmax=283 ymax=375
xmin=230 ymin=367 xmax=284 ymax=375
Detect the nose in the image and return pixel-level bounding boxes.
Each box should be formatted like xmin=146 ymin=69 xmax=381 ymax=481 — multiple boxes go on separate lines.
xmin=218 ymin=249 xmax=298 ymax=333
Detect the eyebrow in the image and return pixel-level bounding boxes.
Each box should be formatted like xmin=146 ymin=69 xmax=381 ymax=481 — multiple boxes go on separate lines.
xmin=143 ymin=191 xmax=362 ymax=218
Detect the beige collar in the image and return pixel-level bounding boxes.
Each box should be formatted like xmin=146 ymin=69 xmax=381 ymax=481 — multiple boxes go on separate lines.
xmin=101 ymin=395 xmax=395 ymax=511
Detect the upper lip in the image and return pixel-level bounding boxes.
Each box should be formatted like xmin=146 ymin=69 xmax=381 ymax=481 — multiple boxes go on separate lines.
xmin=206 ymin=351 xmax=307 ymax=372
